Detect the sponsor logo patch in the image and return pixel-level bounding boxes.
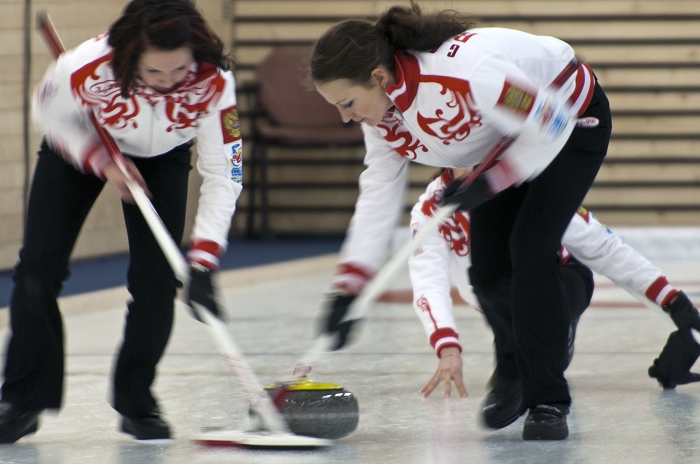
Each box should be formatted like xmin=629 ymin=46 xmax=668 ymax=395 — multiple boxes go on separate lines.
xmin=497 ymin=81 xmax=536 ymax=117
xmin=229 ymin=142 xmax=243 ymax=183
xmin=220 ymin=106 xmax=241 ymax=143
xmin=576 ymin=116 xmax=600 ymax=128
xmin=533 ymin=97 xmax=568 ymax=137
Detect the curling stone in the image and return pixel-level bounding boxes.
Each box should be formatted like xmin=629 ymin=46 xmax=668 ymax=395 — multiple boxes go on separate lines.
xmin=263 ymin=378 xmax=359 ymax=439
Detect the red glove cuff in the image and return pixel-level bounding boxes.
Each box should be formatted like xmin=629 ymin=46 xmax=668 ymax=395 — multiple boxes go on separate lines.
xmin=332 ymin=262 xmax=374 ymax=295
xmin=188 ymin=239 xmax=224 ymax=270
xmin=646 ymin=276 xmax=679 ymax=307
xmin=82 ymin=140 xmax=111 ymax=181
xmin=430 ymin=328 xmax=461 ymax=358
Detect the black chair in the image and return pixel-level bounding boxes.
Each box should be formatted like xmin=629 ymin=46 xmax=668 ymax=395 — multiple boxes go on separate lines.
xmin=243 ymin=46 xmax=365 ymax=238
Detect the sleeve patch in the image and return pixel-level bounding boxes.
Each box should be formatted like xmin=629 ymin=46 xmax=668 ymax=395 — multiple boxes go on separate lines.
xmin=229 ymin=142 xmax=243 ymax=183
xmin=575 ymin=206 xmax=590 ymax=221
xmin=220 ymin=105 xmax=241 ymax=143
xmin=497 ymin=81 xmax=536 ymax=117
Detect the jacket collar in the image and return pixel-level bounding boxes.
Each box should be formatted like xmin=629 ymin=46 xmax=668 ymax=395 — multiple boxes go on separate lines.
xmin=132 ymin=61 xmax=218 ymax=104
xmin=385 ymin=51 xmax=420 ymax=112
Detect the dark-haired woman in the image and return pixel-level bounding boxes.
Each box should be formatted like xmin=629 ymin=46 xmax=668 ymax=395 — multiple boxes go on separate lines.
xmin=0 ymin=0 xmax=241 ymax=442
xmin=312 ymin=3 xmax=611 ymax=440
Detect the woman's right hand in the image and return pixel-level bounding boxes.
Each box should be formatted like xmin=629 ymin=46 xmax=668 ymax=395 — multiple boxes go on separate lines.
xmin=102 ymin=158 xmax=151 ymax=203
xmin=420 ymin=346 xmax=469 ymax=398
xmin=322 ymin=293 xmax=358 ymax=350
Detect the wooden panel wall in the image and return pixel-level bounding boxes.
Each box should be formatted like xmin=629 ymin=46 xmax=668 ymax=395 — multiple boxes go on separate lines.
xmin=231 ymin=0 xmax=700 ymax=233
xmin=1 ymin=1 xmax=699 ymax=269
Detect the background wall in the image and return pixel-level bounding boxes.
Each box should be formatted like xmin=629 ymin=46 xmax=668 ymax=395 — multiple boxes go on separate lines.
xmin=232 ymin=0 xmax=700 ymax=235
xmin=1 ymin=0 xmax=700 ymax=271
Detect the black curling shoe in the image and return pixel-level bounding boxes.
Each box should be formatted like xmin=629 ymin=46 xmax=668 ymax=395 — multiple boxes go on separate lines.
xmin=481 ymin=379 xmax=525 ymax=429
xmin=522 ymin=404 xmax=569 ymax=440
xmin=121 ymin=409 xmax=171 ymax=440
xmin=0 ymin=402 xmax=40 ymax=444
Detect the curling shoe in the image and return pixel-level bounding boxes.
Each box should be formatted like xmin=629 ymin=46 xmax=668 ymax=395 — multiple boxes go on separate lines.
xmin=522 ymin=404 xmax=569 ymax=440
xmin=0 ymin=402 xmax=40 ymax=444
xmin=480 ymin=378 xmax=525 ymax=429
xmin=121 ymin=409 xmax=171 ymax=440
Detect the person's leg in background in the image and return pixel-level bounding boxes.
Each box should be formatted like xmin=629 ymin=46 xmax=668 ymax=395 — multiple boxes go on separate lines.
xmin=469 ymin=185 xmax=527 ymax=429
xmin=560 ymin=256 xmax=595 ymax=368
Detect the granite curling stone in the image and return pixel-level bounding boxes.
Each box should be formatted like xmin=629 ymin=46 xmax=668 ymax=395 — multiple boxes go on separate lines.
xmin=264 ymin=378 xmax=359 ymax=439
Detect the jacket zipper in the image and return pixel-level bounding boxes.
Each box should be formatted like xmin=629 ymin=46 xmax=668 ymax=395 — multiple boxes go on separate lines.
xmin=148 ymin=103 xmax=157 ymax=156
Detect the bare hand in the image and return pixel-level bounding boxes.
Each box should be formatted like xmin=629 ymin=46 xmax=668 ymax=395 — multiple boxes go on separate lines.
xmin=292 ymin=362 xmax=312 ymax=378
xmin=420 ymin=347 xmax=468 ymax=399
xmin=103 ymin=158 xmax=151 ymax=203
xmin=451 ymin=167 xmax=473 ymax=178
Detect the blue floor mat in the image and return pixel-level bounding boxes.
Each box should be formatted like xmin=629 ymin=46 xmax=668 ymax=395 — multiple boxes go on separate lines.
xmin=0 ymin=236 xmax=343 ymax=308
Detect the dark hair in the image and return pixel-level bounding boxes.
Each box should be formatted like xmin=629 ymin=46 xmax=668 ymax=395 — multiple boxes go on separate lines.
xmin=310 ymin=1 xmax=477 ymax=86
xmin=108 ymin=0 xmax=233 ymax=97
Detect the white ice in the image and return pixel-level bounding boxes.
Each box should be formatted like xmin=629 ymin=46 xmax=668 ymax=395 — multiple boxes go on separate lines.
xmin=1 ymin=255 xmax=699 ymax=464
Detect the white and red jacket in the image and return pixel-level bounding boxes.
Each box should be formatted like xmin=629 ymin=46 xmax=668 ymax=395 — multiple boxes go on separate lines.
xmin=334 ymin=27 xmax=595 ymax=293
xmin=32 ymin=34 xmax=242 ymax=269
xmin=410 ymin=170 xmax=678 ymax=356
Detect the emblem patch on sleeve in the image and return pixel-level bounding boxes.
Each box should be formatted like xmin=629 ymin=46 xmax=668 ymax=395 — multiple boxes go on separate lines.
xmin=497 ymin=81 xmax=536 ymax=117
xmin=229 ymin=142 xmax=243 ymax=183
xmin=576 ymin=206 xmax=590 ymax=221
xmin=532 ymin=96 xmax=569 ymax=137
xmin=220 ymin=105 xmax=241 ymax=144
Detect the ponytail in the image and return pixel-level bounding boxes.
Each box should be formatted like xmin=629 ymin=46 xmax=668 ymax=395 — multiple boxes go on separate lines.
xmin=377 ymin=2 xmax=474 ymax=52
xmin=311 ymin=1 xmax=477 ymax=86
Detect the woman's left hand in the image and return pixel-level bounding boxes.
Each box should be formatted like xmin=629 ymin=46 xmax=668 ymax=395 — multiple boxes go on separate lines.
xmin=420 ymin=347 xmax=468 ymax=398
xmin=442 ymin=175 xmax=492 ymax=211
xmin=103 ymin=157 xmax=151 ymax=203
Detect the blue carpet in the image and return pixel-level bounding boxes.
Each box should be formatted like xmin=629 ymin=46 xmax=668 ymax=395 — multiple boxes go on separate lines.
xmin=0 ymin=236 xmax=343 ymax=309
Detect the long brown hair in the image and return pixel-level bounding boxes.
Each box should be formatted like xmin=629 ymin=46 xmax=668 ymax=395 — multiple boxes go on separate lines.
xmin=108 ymin=0 xmax=233 ymax=98
xmin=310 ymin=1 xmax=477 ymax=86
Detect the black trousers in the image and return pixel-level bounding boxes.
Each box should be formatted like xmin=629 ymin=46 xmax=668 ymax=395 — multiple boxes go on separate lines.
xmin=1 ymin=141 xmax=192 ymax=418
xmin=469 ymin=82 xmax=611 ymax=408
xmin=473 ymin=256 xmax=594 ymax=388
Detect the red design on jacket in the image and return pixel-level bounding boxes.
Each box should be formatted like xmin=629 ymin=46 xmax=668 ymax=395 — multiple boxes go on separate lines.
xmin=159 ymin=63 xmax=226 ymax=131
xmin=70 ymin=53 xmax=139 ymax=129
xmin=416 ymin=75 xmax=482 ymax=145
xmin=417 ymin=295 xmax=431 ymax=312
xmin=377 ymin=110 xmax=428 ymax=160
xmin=420 ymin=171 xmax=471 ymax=257
xmin=71 ymin=57 xmax=226 ymax=132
